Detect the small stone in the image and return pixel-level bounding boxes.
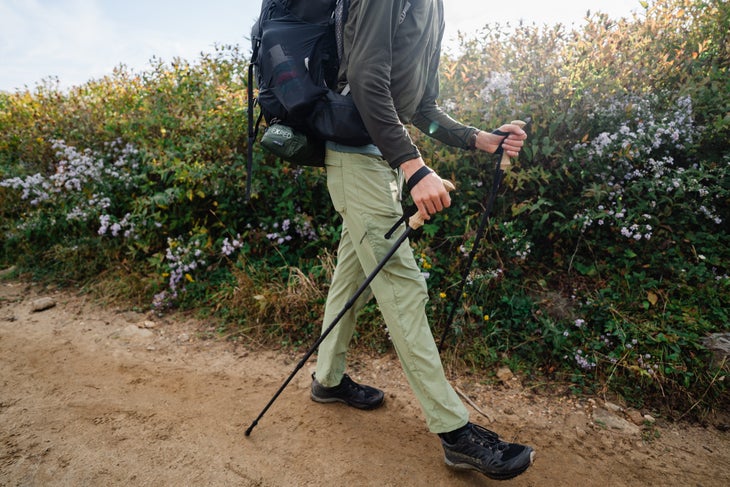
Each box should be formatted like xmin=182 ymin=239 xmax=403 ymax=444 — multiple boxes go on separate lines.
xmin=141 ymin=320 xmax=157 ymax=329
xmin=701 ymin=333 xmax=730 ymax=369
xmin=604 ymin=401 xmax=623 ymax=413
xmin=643 ymin=414 xmax=656 ymax=424
xmin=31 ymin=297 xmax=56 ymax=312
xmin=593 ymin=407 xmax=640 ymax=435
xmin=496 ymin=367 xmax=514 ymax=383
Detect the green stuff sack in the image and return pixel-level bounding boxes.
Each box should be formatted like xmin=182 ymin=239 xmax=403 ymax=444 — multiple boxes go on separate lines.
xmin=260 ymin=123 xmax=325 ymax=166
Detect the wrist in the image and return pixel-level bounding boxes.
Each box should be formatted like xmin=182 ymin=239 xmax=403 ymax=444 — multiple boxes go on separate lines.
xmin=406 ymin=165 xmax=433 ymax=191
xmin=400 ymin=158 xmax=426 ymax=179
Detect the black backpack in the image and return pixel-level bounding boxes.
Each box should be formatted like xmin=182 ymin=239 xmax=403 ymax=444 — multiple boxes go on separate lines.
xmin=246 ymin=0 xmax=371 ymax=197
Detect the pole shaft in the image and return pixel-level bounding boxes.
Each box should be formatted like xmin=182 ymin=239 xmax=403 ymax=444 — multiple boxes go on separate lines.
xmin=437 ymin=120 xmax=526 ymax=352
xmin=438 ymin=161 xmax=503 ymax=352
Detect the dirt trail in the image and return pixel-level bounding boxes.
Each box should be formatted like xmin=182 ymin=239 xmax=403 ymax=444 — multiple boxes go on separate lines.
xmin=1 ymin=280 xmax=728 ymax=486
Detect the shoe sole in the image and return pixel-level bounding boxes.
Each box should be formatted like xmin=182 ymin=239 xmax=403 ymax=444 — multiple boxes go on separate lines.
xmin=444 ymin=449 xmax=535 ymax=480
xmin=310 ymin=392 xmax=384 ymax=410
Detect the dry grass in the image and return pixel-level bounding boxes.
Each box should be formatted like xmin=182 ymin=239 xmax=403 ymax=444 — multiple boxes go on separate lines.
xmin=222 ymin=256 xmax=334 ymax=342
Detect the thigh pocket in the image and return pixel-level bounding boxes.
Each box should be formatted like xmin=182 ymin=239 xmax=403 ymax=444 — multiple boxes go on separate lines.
xmin=351 ymin=160 xmax=402 ymax=220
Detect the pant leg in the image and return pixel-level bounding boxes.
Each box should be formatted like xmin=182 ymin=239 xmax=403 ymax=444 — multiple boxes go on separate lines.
xmin=315 ymin=148 xmax=469 ymax=434
xmin=314 ymin=219 xmax=372 ymax=386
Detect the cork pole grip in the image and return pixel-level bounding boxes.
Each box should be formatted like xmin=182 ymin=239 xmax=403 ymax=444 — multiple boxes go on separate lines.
xmin=500 ymin=120 xmax=527 ymax=170
xmin=408 ymin=179 xmax=456 ymax=230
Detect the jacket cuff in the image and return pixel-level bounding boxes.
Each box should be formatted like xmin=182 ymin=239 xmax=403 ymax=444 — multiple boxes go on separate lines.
xmin=467 ymin=128 xmax=480 ymax=150
xmin=390 ymin=149 xmax=422 ymax=169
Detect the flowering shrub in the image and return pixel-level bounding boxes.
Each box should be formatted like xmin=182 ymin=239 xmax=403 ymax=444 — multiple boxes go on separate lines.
xmin=546 ymin=91 xmax=729 ymax=410
xmin=1 ymin=138 xmax=146 ymax=274
xmin=570 ymin=93 xmax=726 ymax=261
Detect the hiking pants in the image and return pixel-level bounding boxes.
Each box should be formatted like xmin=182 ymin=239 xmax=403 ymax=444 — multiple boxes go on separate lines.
xmin=314 ymin=147 xmax=469 ymax=434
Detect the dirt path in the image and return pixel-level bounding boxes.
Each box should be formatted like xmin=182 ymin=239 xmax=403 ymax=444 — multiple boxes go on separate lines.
xmin=0 ymin=280 xmax=728 ymax=486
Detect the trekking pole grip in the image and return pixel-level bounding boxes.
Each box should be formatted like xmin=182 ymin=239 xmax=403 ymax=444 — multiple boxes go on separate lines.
xmin=408 ymin=179 xmax=456 ymax=230
xmin=499 ymin=120 xmax=527 ymax=170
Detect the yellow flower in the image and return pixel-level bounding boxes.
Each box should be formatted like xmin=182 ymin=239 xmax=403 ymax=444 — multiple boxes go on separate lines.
xmin=439 ymin=292 xmax=447 ymax=299
xmin=483 ymin=314 xmax=490 ymax=322
xmin=185 ymin=273 xmax=194 ymax=282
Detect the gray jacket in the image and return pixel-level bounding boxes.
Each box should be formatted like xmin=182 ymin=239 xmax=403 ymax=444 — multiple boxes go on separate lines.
xmin=341 ymin=0 xmax=478 ymax=168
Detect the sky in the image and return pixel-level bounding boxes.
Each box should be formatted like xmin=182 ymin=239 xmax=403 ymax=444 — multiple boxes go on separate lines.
xmin=0 ymin=0 xmax=644 ymax=93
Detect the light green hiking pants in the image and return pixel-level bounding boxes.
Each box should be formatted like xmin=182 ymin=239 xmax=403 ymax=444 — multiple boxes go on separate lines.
xmin=314 ymin=148 xmax=469 ymax=434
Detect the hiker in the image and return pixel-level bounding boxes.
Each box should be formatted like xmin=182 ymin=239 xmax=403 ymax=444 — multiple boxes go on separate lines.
xmin=309 ymin=0 xmax=535 ymax=481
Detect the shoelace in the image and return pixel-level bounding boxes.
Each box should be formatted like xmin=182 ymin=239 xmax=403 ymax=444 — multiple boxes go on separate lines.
xmin=341 ymin=376 xmax=369 ymax=397
xmin=469 ymin=424 xmax=507 ymax=450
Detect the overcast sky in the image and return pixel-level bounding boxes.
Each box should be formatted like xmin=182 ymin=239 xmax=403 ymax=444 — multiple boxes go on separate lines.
xmin=0 ymin=0 xmax=644 ymax=92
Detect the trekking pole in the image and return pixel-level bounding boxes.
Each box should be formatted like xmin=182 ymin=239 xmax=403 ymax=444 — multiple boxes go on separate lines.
xmin=245 ymin=178 xmax=456 ymax=436
xmin=438 ymin=120 xmax=527 ymax=352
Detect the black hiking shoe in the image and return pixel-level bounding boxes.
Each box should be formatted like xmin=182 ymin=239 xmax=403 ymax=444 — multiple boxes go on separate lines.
xmin=310 ymin=373 xmax=384 ymax=410
xmin=439 ymin=423 xmax=535 ymax=480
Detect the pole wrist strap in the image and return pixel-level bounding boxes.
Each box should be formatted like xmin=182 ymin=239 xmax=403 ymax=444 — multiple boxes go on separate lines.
xmin=491 ymin=128 xmax=510 ymax=155
xmin=406 ymin=166 xmax=433 ymax=191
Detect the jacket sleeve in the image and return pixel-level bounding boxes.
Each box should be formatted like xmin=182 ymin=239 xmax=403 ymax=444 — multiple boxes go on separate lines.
xmin=412 ymin=96 xmax=479 ymax=150
xmin=345 ymin=0 xmax=421 ymax=168
xmin=411 ymin=26 xmax=479 ymax=150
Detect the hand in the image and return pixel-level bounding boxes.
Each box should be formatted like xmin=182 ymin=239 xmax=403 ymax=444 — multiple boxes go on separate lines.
xmin=474 ymin=123 xmax=528 ymax=158
xmin=401 ymin=158 xmax=451 ymax=220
